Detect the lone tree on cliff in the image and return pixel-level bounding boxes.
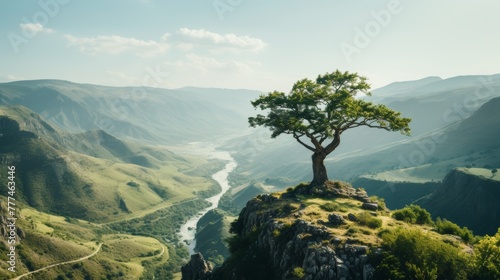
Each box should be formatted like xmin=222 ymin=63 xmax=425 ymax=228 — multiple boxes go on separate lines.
xmin=249 ymin=70 xmax=412 ymax=186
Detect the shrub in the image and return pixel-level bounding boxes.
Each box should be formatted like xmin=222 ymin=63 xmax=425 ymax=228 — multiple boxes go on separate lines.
xmin=472 ymin=228 xmax=500 ymax=279
xmin=372 ymin=228 xmax=471 ymax=279
xmin=357 ymin=212 xmax=382 ymax=229
xmin=392 ymin=208 xmax=416 ymax=223
xmin=435 ymin=218 xmax=475 ymax=243
xmin=126 ymin=181 xmax=139 ymax=187
xmin=320 ymin=202 xmax=339 ymax=212
xmin=392 ymin=205 xmax=432 ymax=225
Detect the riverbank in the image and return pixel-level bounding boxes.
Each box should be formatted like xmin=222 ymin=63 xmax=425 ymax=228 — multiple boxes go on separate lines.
xmin=178 ymin=146 xmax=237 ymax=254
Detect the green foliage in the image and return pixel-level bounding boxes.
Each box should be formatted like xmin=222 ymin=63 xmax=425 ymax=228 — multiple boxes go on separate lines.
xmin=392 ymin=208 xmax=417 ymax=223
xmin=221 ymin=226 xmax=274 ymax=279
xmin=435 ymin=218 xmax=475 ymax=243
xmin=248 ymin=70 xmax=411 ymax=184
xmin=392 ymin=205 xmax=432 ymax=225
xmin=372 ymin=228 xmax=470 ymax=280
xmin=249 ymin=70 xmax=411 ymax=139
xmin=472 ymin=228 xmax=500 ymax=279
xmin=291 ymin=267 xmax=305 ymax=279
xmin=356 ymin=212 xmax=382 ymax=229
xmin=108 ymin=199 xmax=210 ymax=277
xmin=126 ymin=181 xmax=139 ymax=187
xmin=320 ymin=202 xmax=339 ymax=212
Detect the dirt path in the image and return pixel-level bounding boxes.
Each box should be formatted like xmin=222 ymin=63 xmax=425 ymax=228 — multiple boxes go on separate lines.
xmin=11 ymin=243 xmax=102 ymax=280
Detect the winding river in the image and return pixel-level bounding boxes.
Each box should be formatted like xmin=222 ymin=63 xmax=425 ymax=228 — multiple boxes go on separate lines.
xmin=178 ymin=147 xmax=237 ymax=255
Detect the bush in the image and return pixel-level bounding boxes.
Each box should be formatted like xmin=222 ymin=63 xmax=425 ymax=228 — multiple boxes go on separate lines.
xmin=472 ymin=228 xmax=500 ymax=279
xmin=392 ymin=208 xmax=416 ymax=223
xmin=392 ymin=205 xmax=432 ymax=225
xmin=320 ymin=202 xmax=339 ymax=212
xmin=372 ymin=228 xmax=471 ymax=279
xmin=357 ymin=212 xmax=382 ymax=229
xmin=435 ymin=218 xmax=475 ymax=243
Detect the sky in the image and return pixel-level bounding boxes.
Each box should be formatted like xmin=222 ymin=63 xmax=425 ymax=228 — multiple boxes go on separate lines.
xmin=1 ymin=0 xmax=500 ymax=92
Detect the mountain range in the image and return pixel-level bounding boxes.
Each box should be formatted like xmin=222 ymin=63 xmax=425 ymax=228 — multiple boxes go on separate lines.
xmin=0 ymin=75 xmax=499 ymax=278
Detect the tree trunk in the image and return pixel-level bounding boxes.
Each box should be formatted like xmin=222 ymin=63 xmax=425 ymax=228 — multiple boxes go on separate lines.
xmin=310 ymin=151 xmax=328 ymax=186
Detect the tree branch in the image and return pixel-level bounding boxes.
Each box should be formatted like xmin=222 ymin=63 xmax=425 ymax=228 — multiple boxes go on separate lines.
xmin=305 ymin=132 xmax=323 ymax=151
xmin=293 ymin=133 xmax=316 ymax=152
xmin=324 ymin=130 xmax=341 ymax=154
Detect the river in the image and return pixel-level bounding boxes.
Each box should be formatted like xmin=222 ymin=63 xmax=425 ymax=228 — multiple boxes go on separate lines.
xmin=178 ymin=146 xmax=237 ymax=255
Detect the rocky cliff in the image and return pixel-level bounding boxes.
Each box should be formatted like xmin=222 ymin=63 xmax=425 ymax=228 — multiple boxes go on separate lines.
xmin=418 ymin=168 xmax=500 ymax=235
xmin=182 ymin=182 xmax=379 ymax=280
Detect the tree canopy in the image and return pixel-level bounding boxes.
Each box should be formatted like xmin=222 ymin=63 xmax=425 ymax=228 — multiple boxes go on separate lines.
xmin=249 ymin=70 xmax=411 ymax=186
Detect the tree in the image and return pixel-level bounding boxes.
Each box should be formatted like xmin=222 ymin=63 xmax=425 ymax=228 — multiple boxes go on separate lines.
xmin=249 ymin=70 xmax=411 ymax=186
xmin=492 ymin=168 xmax=498 ymax=178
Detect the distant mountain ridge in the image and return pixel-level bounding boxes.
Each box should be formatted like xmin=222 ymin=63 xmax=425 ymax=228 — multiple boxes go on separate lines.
xmin=0 ymin=79 xmax=262 ymax=144
xmin=372 ymin=76 xmax=443 ymax=96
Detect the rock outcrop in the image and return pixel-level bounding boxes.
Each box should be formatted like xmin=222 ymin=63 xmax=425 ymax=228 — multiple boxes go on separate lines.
xmin=182 ymin=182 xmax=376 ymax=280
xmin=181 ymin=253 xmax=213 ymax=280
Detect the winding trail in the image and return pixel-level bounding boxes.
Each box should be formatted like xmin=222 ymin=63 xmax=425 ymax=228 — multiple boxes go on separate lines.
xmin=11 ymin=243 xmax=102 ymax=280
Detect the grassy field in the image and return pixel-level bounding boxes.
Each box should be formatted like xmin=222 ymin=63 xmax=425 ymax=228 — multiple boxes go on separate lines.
xmin=64 ymin=149 xmax=219 ymax=223
xmin=0 ymin=199 xmax=174 ymax=279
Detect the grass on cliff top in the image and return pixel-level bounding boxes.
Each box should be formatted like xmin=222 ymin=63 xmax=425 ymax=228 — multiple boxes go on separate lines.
xmin=459 ymin=167 xmax=500 ymax=181
xmin=263 ymin=184 xmax=471 ymax=251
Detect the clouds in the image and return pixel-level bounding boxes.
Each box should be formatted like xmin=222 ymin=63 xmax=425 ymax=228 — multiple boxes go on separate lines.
xmin=20 ymin=23 xmax=54 ymax=35
xmin=177 ymin=28 xmax=266 ymax=52
xmin=63 ymin=34 xmax=169 ymax=58
xmin=62 ymin=28 xmax=266 ymax=58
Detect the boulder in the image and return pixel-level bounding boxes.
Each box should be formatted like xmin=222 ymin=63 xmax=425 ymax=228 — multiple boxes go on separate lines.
xmin=347 ymin=213 xmax=358 ymax=222
xmin=328 ymin=214 xmax=346 ymax=226
xmin=362 ymin=202 xmax=378 ymax=211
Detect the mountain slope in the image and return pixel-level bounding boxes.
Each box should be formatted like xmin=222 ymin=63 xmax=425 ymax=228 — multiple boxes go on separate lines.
xmin=0 ymin=106 xmax=219 ymax=223
xmin=418 ymin=168 xmax=500 ymax=235
xmin=0 ymin=80 xmax=262 ymax=144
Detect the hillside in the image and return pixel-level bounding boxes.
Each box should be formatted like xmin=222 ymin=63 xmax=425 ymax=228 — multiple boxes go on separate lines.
xmin=418 ymin=168 xmax=500 ymax=235
xmin=182 ymin=182 xmax=486 ymax=280
xmin=351 ymin=176 xmax=439 ymax=209
xmin=0 ymin=80 xmax=261 ymax=144
xmin=0 ymin=106 xmax=221 ymax=223
xmin=0 ymin=198 xmax=168 ymax=279
xmin=192 ymin=209 xmax=236 ymax=266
